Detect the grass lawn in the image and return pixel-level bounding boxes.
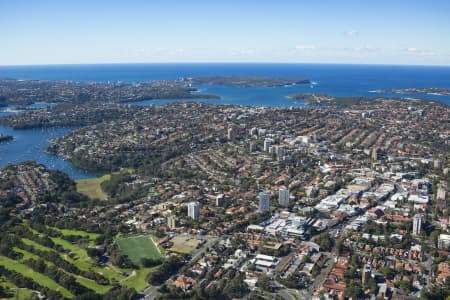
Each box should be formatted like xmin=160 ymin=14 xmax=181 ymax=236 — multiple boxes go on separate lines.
xmin=0 ymin=283 xmax=35 ymax=300
xmin=0 ymin=277 xmax=16 ymax=289
xmin=13 ymin=247 xmax=42 ymax=261
xmin=116 ymin=236 xmax=162 ymax=266
xmin=49 ymin=226 xmax=100 ymax=242
xmin=75 ymin=174 xmax=110 ymax=200
xmin=50 ymin=237 xmax=126 ymax=282
xmin=0 ymin=255 xmax=73 ymax=298
xmin=29 ymin=227 xmax=44 ymax=237
xmin=21 ymin=238 xmax=54 ymax=252
xmin=7 ymin=288 xmax=35 ymax=300
xmin=19 ymin=228 xmax=154 ymax=293
xmin=0 ymin=278 xmax=35 ymax=300
xmin=75 ymin=275 xmax=111 ymax=294
xmin=169 ymin=236 xmax=204 ymax=254
xmin=14 ymin=247 xmax=112 ymax=294
xmin=51 ymin=237 xmax=99 ymax=273
xmin=22 ymin=237 xmax=90 ymax=271
xmin=122 ymin=267 xmax=158 ymax=291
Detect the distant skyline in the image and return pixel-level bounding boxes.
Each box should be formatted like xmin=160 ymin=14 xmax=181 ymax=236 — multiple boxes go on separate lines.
xmin=1 ymin=0 xmax=450 ymax=66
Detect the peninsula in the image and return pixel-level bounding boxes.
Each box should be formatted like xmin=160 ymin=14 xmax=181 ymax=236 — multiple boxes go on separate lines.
xmin=0 ymin=76 xmax=310 ymax=107
xmin=187 ymin=76 xmax=310 ymax=87
xmin=0 ymin=78 xmax=219 ymax=106
xmin=373 ymin=87 xmax=450 ymax=96
xmin=288 ymin=92 xmax=440 ymax=107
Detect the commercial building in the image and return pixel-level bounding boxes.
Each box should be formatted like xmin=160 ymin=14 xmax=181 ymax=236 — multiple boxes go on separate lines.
xmin=251 ymin=254 xmax=279 ymax=272
xmin=278 ymin=188 xmax=290 ymax=207
xmin=259 ymin=191 xmax=270 ymax=212
xmin=413 ymin=214 xmax=422 ymax=235
xmin=438 ymin=234 xmax=450 ymax=250
xmin=188 ymin=201 xmax=200 ymax=219
xmin=227 ymin=127 xmax=236 ymax=141
xmin=372 ymin=147 xmax=379 ymax=161
xmin=167 ymin=215 xmax=177 ymax=229
xmin=437 ymin=186 xmax=447 ymax=200
xmin=263 ymin=138 xmax=271 ymax=152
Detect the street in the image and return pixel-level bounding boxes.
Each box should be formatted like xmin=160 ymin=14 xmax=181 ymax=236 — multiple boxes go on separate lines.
xmin=140 ymin=234 xmax=218 ymax=300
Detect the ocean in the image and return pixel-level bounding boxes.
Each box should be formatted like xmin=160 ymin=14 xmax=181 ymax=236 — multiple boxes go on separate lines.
xmin=1 ymin=63 xmax=450 ymax=104
xmin=1 ymin=63 xmax=449 ymax=178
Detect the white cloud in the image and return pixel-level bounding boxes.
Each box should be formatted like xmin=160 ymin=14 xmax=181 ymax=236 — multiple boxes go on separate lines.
xmin=132 ymin=48 xmax=185 ymax=57
xmin=320 ymin=45 xmax=379 ymax=52
xmin=294 ymin=44 xmax=317 ymax=51
xmin=231 ymin=49 xmax=255 ymax=55
xmin=420 ymin=51 xmax=436 ymax=56
xmin=404 ymin=47 xmax=436 ymax=56
xmin=343 ymin=30 xmax=358 ymax=36
xmin=170 ymin=48 xmax=185 ymax=55
xmin=355 ymin=46 xmax=380 ymax=53
xmin=290 ymin=44 xmax=380 ymax=55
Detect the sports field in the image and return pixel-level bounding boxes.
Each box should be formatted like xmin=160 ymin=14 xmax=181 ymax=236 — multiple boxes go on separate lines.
xmin=117 ymin=236 xmax=162 ymax=265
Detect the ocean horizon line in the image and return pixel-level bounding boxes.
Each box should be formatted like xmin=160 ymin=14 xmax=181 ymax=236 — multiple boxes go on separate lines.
xmin=1 ymin=61 xmax=450 ymax=68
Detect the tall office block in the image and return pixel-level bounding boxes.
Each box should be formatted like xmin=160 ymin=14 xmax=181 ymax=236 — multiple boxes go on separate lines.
xmin=413 ymin=214 xmax=422 ymax=235
xmin=188 ymin=201 xmax=200 ymax=219
xmin=259 ymin=191 xmax=270 ymax=212
xmin=278 ymin=188 xmax=290 ymax=207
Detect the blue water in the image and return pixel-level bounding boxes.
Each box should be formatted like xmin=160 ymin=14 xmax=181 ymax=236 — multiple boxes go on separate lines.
xmin=0 ymin=125 xmax=96 ymax=178
xmin=1 ymin=63 xmax=450 ymax=104
xmin=130 ymin=84 xmax=309 ymax=108
xmin=1 ymin=63 xmax=450 ymax=178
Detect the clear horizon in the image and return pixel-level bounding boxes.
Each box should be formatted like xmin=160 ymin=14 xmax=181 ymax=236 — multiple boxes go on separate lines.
xmin=2 ymin=0 xmax=450 ymax=66
xmin=2 ymin=62 xmax=450 ymax=68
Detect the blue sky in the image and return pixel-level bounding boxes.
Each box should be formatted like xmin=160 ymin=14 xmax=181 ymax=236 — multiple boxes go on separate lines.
xmin=1 ymin=0 xmax=450 ymax=65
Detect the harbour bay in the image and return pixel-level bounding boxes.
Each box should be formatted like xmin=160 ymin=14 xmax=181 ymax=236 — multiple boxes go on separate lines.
xmin=1 ymin=63 xmax=449 ymax=179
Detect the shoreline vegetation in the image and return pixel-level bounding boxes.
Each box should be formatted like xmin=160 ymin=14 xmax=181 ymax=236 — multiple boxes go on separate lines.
xmin=0 ymin=76 xmax=309 ymax=107
xmin=372 ymin=87 xmax=450 ymax=96
xmin=0 ymin=76 xmax=309 ymax=129
xmin=0 ymin=91 xmax=446 ymax=130
xmin=189 ymin=76 xmax=310 ymax=87
xmin=288 ymin=92 xmax=443 ymax=107
xmin=0 ymin=78 xmax=219 ymax=106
